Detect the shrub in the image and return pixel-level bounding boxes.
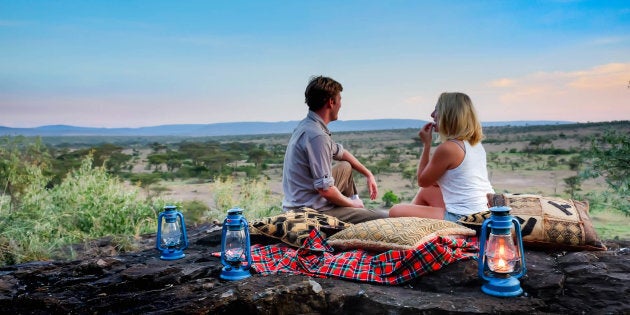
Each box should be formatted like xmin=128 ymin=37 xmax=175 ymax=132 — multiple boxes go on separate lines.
xmin=0 ymin=155 xmax=169 ymax=266
xmin=181 ymin=200 xmax=210 ymax=224
xmin=382 ymin=190 xmax=400 ymax=207
xmin=582 ymin=129 xmax=630 ymax=216
xmin=210 ymin=176 xmax=282 ymax=222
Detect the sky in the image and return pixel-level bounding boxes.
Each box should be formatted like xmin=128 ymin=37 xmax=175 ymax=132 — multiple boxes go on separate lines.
xmin=1 ymin=1 xmax=629 ymax=128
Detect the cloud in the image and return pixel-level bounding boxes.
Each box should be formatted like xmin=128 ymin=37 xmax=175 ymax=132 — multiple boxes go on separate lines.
xmin=488 ymin=78 xmax=516 ymax=88
xmin=489 ymin=62 xmax=630 ymax=98
xmin=482 ymin=62 xmax=630 ymax=122
xmin=567 ymin=63 xmax=630 ymax=89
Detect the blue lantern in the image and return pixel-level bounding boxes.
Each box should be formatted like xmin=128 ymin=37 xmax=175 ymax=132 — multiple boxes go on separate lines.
xmin=220 ymin=208 xmax=252 ymax=281
xmin=156 ymin=205 xmax=188 ymax=260
xmin=478 ymin=206 xmax=527 ymax=297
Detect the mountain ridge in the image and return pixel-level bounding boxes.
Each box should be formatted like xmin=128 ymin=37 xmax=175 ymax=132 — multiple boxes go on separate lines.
xmin=0 ymin=119 xmax=574 ymax=137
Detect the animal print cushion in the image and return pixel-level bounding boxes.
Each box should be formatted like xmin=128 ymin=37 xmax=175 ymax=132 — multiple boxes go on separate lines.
xmin=326 ymin=217 xmax=476 ymax=252
xmin=249 ymin=208 xmax=351 ymax=248
xmin=458 ymin=193 xmax=606 ymax=251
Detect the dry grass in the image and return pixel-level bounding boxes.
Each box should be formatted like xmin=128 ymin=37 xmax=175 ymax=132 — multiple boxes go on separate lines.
xmin=143 ymin=123 xmax=630 ymax=240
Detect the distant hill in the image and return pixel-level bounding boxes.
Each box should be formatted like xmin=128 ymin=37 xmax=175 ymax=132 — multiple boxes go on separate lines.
xmin=0 ymin=119 xmax=574 ymax=137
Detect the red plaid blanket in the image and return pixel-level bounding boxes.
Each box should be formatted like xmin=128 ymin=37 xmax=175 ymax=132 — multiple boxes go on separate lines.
xmin=251 ymin=229 xmax=478 ymax=285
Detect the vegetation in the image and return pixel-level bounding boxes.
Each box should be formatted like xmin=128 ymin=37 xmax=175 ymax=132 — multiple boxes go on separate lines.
xmin=211 ymin=176 xmax=282 ymax=222
xmin=1 ymin=120 xmax=629 ymax=266
xmin=382 ymin=190 xmax=400 ymax=207
xmin=0 ymin=153 xmax=166 ymax=265
xmin=581 ymin=129 xmax=630 ymax=216
xmin=0 ymin=134 xmax=286 ymax=266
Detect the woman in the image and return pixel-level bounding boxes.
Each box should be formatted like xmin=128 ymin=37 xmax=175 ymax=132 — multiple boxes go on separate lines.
xmin=389 ymin=92 xmax=494 ymax=222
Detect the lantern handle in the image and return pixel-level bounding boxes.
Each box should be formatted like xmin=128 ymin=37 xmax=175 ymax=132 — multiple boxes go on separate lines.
xmin=220 ymin=222 xmax=228 ymax=267
xmin=176 ymin=211 xmax=189 ymax=250
xmin=241 ymin=217 xmax=252 ymax=270
xmin=511 ymin=217 xmax=527 ymax=279
xmin=156 ymin=211 xmax=165 ymax=251
xmin=478 ymin=219 xmax=492 ymax=281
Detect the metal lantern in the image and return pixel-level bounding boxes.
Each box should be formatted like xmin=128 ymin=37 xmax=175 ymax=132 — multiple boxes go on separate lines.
xmin=220 ymin=207 xmax=252 ymax=281
xmin=156 ymin=205 xmax=189 ymax=260
xmin=478 ymin=206 xmax=527 ymax=297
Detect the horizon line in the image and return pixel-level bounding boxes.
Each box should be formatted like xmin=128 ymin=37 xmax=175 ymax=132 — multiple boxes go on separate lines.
xmin=0 ymin=118 xmax=605 ymax=130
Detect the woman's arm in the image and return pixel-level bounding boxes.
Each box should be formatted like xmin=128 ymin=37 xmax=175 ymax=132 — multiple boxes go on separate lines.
xmin=416 ymin=124 xmax=465 ymax=187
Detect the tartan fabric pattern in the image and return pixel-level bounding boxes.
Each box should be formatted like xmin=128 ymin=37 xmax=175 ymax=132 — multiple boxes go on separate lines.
xmin=251 ymin=229 xmax=478 ymax=285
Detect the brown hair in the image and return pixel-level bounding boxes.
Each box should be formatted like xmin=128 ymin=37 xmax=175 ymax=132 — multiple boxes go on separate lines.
xmin=304 ymin=76 xmax=343 ymax=111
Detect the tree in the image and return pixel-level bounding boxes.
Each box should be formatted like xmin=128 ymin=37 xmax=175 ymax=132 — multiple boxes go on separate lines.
xmin=165 ymin=150 xmax=184 ymax=173
xmin=248 ymin=148 xmax=269 ymax=168
xmin=581 ymin=130 xmax=630 ymax=216
xmin=524 ymin=136 xmax=552 ymax=155
xmin=382 ymin=190 xmax=400 ymax=207
xmin=147 ymin=153 xmax=168 ymax=171
xmin=563 ymin=176 xmax=582 ymax=199
xmin=402 ymin=167 xmax=416 ymax=187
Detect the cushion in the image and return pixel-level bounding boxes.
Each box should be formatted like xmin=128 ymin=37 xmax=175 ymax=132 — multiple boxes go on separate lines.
xmin=326 ymin=217 xmax=476 ymax=252
xmin=249 ymin=208 xmax=351 ymax=247
xmin=458 ymin=193 xmax=607 ymax=251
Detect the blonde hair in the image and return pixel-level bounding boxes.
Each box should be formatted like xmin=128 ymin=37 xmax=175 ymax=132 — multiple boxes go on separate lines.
xmin=436 ymin=92 xmax=484 ymax=145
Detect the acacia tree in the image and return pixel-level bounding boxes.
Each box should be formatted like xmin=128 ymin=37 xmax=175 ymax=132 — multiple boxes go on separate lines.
xmin=563 ymin=155 xmax=583 ymax=199
xmin=581 ymin=130 xmax=630 ymax=216
xmin=248 ymin=147 xmax=269 ymax=168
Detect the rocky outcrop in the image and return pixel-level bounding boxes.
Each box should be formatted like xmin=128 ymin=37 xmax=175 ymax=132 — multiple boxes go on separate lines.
xmin=1 ymin=223 xmax=628 ymax=314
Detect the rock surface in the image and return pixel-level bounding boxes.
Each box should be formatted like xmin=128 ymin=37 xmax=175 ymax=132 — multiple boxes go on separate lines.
xmin=1 ymin=222 xmax=628 ymax=314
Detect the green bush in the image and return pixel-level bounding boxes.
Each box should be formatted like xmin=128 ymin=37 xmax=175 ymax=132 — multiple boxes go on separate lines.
xmin=181 ymin=200 xmax=210 ymax=224
xmin=382 ymin=190 xmax=400 ymax=207
xmin=0 ymin=155 xmax=169 ymax=266
xmin=581 ymin=129 xmax=630 ymax=216
xmin=211 ymin=176 xmax=282 ymax=222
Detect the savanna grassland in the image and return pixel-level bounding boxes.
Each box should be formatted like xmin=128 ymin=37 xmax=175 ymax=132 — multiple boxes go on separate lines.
xmin=136 ymin=121 xmax=629 ymax=240
xmin=140 ymin=123 xmax=610 ymax=203
xmin=1 ymin=121 xmax=629 ymax=266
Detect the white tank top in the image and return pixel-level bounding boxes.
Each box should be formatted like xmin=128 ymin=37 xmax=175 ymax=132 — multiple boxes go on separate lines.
xmin=437 ymin=140 xmax=495 ymax=215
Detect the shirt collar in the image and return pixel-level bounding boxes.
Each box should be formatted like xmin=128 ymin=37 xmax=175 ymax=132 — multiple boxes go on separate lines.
xmin=307 ymin=110 xmax=331 ymax=136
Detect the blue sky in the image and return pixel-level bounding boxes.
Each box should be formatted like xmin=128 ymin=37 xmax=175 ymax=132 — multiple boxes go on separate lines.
xmin=1 ymin=1 xmax=629 ymax=128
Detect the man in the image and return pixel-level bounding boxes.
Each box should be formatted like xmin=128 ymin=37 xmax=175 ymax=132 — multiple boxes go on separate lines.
xmin=282 ymin=75 xmax=387 ymax=224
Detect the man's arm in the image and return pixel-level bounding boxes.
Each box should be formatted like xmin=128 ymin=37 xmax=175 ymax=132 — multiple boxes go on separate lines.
xmin=308 ymin=136 xmax=365 ymax=208
xmin=339 ymin=149 xmax=378 ymax=200
xmin=317 ymin=185 xmax=365 ymax=208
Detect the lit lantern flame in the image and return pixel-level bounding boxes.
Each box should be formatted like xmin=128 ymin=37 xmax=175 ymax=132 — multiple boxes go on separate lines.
xmin=477 ymin=206 xmax=527 ymax=297
xmin=485 ymin=234 xmax=518 ymax=274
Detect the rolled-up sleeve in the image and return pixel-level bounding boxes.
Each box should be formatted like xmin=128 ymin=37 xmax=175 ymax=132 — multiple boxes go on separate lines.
xmin=332 ymin=143 xmax=344 ymax=161
xmin=313 ymin=175 xmax=335 ymax=190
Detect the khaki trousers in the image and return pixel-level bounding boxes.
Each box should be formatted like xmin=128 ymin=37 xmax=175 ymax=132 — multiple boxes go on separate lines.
xmin=332 ymin=161 xmax=357 ymax=197
xmin=327 ymin=161 xmax=388 ymax=224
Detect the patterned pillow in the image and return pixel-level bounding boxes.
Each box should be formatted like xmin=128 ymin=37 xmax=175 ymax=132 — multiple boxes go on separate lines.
xmin=326 ymin=217 xmax=476 ymax=252
xmin=249 ymin=208 xmax=351 ymax=248
xmin=458 ymin=193 xmax=607 ymax=251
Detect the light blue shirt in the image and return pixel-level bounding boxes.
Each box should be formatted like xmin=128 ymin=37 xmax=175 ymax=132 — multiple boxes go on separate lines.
xmin=282 ymin=111 xmax=344 ymax=211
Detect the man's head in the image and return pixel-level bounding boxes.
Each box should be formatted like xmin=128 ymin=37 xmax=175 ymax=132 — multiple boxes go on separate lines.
xmin=304 ymin=76 xmax=343 ymax=112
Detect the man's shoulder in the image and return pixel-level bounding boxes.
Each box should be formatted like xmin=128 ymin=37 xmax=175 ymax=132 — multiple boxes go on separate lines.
xmin=295 ymin=118 xmax=327 ymax=137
